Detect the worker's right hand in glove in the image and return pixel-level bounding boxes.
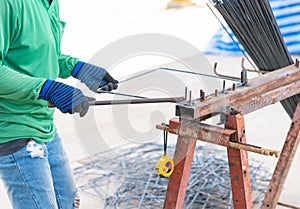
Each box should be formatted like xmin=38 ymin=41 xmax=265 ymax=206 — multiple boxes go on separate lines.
xmin=71 ymin=61 xmax=118 ymax=92
xmin=39 ymin=80 xmax=90 ymax=117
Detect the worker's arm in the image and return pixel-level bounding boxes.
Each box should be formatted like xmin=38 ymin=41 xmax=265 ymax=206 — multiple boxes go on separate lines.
xmin=0 ymin=2 xmax=90 ymax=116
xmin=0 ymin=61 xmax=90 ymax=117
xmin=0 ymin=65 xmax=46 ymax=101
xmin=0 ymin=62 xmax=91 ymax=116
xmin=57 ymin=54 xmax=79 ymax=78
xmin=0 ymin=1 xmax=46 ymax=101
xmin=58 ymin=54 xmax=118 ymax=92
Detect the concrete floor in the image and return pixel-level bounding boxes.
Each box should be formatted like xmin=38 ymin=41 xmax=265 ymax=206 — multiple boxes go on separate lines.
xmin=1 ymin=0 xmax=300 ymax=208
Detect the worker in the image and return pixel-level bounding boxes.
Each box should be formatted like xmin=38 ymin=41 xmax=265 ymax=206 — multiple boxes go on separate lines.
xmin=0 ymin=0 xmax=118 ymax=208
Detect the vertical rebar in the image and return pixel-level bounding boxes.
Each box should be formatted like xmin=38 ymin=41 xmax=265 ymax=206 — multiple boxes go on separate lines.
xmin=215 ymin=89 xmax=219 ymax=97
xmin=222 ymin=80 xmax=226 ymax=93
xmin=232 ymin=83 xmax=236 ymax=91
xmin=185 ymin=87 xmax=188 ymax=101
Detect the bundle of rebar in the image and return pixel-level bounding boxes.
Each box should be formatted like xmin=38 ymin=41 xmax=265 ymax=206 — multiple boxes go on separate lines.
xmin=210 ymin=0 xmax=299 ymax=118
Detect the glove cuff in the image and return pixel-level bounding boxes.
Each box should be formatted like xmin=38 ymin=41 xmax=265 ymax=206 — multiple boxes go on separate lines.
xmin=71 ymin=61 xmax=85 ymax=78
xmin=39 ymin=80 xmax=54 ymax=100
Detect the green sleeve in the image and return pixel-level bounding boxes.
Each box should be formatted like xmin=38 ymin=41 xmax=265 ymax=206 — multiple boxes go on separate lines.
xmin=0 ymin=0 xmax=46 ymax=101
xmin=0 ymin=64 xmax=46 ymax=101
xmin=58 ymin=54 xmax=79 ymax=78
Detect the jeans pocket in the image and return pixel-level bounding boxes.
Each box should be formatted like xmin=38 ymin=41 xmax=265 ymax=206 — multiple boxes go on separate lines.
xmin=26 ymin=140 xmax=47 ymax=159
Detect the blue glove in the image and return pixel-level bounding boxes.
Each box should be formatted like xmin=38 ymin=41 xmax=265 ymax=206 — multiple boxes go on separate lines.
xmin=71 ymin=61 xmax=118 ymax=92
xmin=40 ymin=80 xmax=90 ymax=117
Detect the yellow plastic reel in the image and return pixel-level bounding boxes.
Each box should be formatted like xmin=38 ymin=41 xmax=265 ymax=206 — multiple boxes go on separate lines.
xmin=154 ymin=155 xmax=174 ymax=177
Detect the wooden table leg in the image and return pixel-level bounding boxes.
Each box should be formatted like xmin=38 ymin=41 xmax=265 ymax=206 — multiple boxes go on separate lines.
xmin=226 ymin=113 xmax=253 ymax=209
xmin=163 ymin=135 xmax=197 ymax=209
xmin=262 ymin=101 xmax=300 ymax=209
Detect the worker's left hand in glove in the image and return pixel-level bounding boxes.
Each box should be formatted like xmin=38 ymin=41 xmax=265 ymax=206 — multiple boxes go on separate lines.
xmin=72 ymin=61 xmax=118 ymax=92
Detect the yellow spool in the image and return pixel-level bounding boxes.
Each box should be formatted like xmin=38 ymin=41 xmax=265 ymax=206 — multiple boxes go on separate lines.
xmin=154 ymin=155 xmax=174 ymax=177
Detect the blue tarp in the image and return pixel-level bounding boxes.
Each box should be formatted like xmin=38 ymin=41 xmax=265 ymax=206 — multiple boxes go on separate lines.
xmin=205 ymin=0 xmax=300 ymax=55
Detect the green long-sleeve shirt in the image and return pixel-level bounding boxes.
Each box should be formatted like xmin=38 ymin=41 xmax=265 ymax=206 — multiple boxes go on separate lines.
xmin=0 ymin=0 xmax=79 ymax=144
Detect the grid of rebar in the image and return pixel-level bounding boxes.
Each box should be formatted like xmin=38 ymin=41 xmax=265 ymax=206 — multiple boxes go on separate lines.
xmin=73 ymin=143 xmax=271 ymax=209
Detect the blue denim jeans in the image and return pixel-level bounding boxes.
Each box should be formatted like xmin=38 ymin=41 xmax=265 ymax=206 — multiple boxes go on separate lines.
xmin=0 ymin=132 xmax=78 ymax=209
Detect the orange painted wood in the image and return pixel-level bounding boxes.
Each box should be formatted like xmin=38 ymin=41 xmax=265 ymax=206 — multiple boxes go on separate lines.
xmin=262 ymin=101 xmax=300 ymax=209
xmin=226 ymin=113 xmax=253 ymax=209
xmin=163 ymin=135 xmax=196 ymax=209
